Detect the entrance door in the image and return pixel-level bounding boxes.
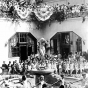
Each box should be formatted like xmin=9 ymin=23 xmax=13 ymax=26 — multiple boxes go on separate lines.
xmin=53 ymin=39 xmax=57 ymax=54
xmin=20 ymin=45 xmax=28 ymax=62
xmin=61 ymin=47 xmax=70 ymax=59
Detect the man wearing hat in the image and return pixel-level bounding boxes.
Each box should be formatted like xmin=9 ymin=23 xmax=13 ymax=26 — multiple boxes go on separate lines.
xmin=37 ymin=75 xmax=48 ymax=88
xmin=1 ymin=61 xmax=8 ymax=75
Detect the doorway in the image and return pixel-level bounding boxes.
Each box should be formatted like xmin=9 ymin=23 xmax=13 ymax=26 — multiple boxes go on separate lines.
xmin=20 ymin=45 xmax=28 ymax=62
xmin=28 ymin=46 xmax=32 ymax=56
xmin=53 ymin=39 xmax=57 ymax=54
xmin=61 ymin=47 xmax=70 ymax=59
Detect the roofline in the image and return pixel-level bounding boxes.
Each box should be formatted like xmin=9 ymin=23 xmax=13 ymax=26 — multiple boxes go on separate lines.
xmin=50 ymin=31 xmax=82 ymax=39
xmin=8 ymin=33 xmax=16 ymax=41
xmin=57 ymin=31 xmax=82 ymax=39
xmin=50 ymin=32 xmax=58 ymax=40
xmin=8 ymin=32 xmax=37 ymax=42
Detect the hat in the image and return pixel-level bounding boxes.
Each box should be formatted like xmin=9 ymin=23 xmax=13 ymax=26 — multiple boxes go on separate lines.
xmin=40 ymin=75 xmax=44 ymax=80
xmin=40 ymin=75 xmax=44 ymax=78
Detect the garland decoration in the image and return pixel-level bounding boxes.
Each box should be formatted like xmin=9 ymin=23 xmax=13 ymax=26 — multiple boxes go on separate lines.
xmin=34 ymin=4 xmax=54 ymax=21
xmin=0 ymin=0 xmax=67 ymax=29
xmin=0 ymin=0 xmax=8 ymax=17
xmin=15 ymin=5 xmax=33 ymax=20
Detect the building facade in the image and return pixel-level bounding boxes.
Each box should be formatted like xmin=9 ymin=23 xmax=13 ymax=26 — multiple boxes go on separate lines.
xmin=0 ymin=0 xmax=88 ymax=64
xmin=0 ymin=17 xmax=88 ymax=64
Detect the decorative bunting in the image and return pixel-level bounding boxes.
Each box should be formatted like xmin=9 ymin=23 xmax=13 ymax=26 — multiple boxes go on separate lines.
xmin=34 ymin=4 xmax=54 ymax=21
xmin=15 ymin=5 xmax=33 ymax=20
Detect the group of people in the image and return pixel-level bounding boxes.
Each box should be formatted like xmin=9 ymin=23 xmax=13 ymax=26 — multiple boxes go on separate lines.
xmin=0 ymin=52 xmax=88 ymax=88
xmin=1 ymin=53 xmax=87 ymax=76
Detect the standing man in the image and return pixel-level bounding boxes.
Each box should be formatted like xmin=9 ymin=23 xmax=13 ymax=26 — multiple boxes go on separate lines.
xmin=38 ymin=75 xmax=48 ymax=88
xmin=1 ymin=61 xmax=8 ymax=74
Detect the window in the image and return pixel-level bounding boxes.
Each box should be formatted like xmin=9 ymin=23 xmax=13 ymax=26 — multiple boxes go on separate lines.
xmin=9 ymin=35 xmax=19 ymax=57
xmin=61 ymin=33 xmax=70 ymax=44
xmin=76 ymin=38 xmax=82 ymax=52
xmin=8 ymin=33 xmax=37 ymax=57
xmin=50 ymin=40 xmax=54 ymax=54
xmin=19 ymin=33 xmax=27 ymax=42
xmin=11 ymin=46 xmax=19 ymax=57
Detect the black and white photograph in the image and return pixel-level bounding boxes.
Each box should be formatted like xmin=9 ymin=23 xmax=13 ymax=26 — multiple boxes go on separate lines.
xmin=0 ymin=0 xmax=88 ymax=88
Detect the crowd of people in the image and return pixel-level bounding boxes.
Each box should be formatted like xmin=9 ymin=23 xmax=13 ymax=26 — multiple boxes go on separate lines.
xmin=1 ymin=52 xmax=88 ymax=77
xmin=0 ymin=52 xmax=88 ymax=88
